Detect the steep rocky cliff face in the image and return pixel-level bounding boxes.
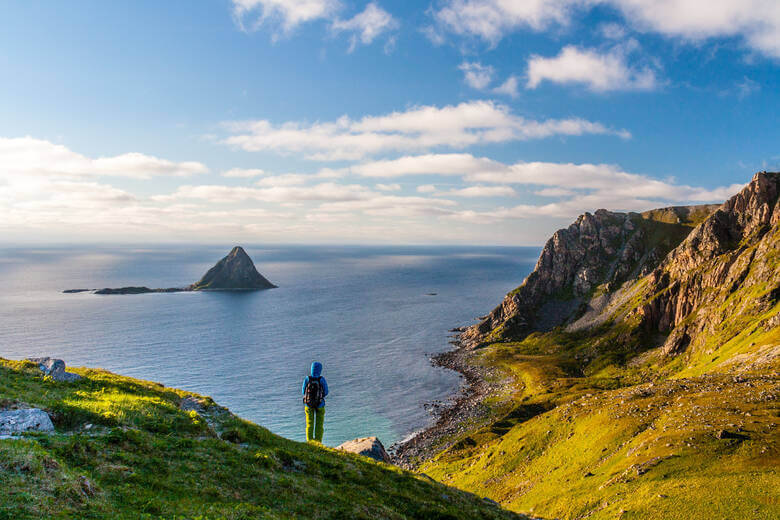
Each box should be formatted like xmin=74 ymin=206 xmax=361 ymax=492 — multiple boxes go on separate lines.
xmin=464 ymin=171 xmax=779 ymax=370
xmin=638 ymin=171 xmax=780 ymax=359
xmin=461 ymin=205 xmax=718 ymax=348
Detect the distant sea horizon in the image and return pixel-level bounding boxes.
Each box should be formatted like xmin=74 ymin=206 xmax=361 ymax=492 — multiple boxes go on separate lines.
xmin=0 ymin=245 xmax=538 ymax=447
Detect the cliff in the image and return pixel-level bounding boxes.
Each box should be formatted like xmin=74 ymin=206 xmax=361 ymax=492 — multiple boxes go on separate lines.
xmin=461 ymin=204 xmax=719 ymax=348
xmin=463 ymin=172 xmax=780 ymax=371
xmin=417 ymin=171 xmax=780 ymax=519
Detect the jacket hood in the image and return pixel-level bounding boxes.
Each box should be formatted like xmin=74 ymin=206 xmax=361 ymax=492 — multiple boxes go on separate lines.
xmin=310 ymin=362 xmax=322 ymax=377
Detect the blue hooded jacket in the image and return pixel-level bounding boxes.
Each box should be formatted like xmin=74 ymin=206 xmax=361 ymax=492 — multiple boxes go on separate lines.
xmin=302 ymin=361 xmax=328 ymax=408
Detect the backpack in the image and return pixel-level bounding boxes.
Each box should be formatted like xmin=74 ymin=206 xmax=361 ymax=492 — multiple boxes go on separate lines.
xmin=303 ymin=376 xmax=324 ymax=408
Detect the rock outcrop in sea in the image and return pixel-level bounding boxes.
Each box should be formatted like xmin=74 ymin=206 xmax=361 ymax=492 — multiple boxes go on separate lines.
xmin=66 ymin=246 xmax=276 ymax=294
xmin=190 ymin=246 xmax=276 ymax=290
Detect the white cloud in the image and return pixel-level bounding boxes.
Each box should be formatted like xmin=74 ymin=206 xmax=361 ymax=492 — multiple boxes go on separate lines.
xmin=354 ymin=153 xmax=501 ymax=177
xmin=459 ymin=62 xmax=495 ymax=89
xmin=599 ymin=22 xmax=627 ymax=40
xmin=232 ymin=0 xmax=340 ymax=33
xmin=736 ymin=77 xmax=760 ymax=99
xmin=535 ymin=187 xmax=575 ymax=197
xmin=527 ymin=45 xmax=659 ymax=92
xmin=431 ymin=0 xmax=575 ymax=45
xmin=0 ymin=136 xmax=208 ymax=180
xmin=221 ymin=101 xmax=630 ymax=160
xmin=255 ymin=174 xmax=309 ymax=187
xmin=331 ymin=3 xmax=399 ymax=52
xmin=153 ymin=182 xmax=374 ymax=203
xmin=222 ymin=168 xmax=266 ymax=178
xmin=459 ymin=62 xmax=518 ymax=98
xmin=348 ymin=152 xmax=744 ymax=221
xmin=436 ymin=185 xmax=516 ymax=197
xmin=417 ymin=184 xmax=437 ymax=193
xmin=375 ymin=183 xmax=401 ymax=191
xmin=316 ymin=195 xmax=457 ymax=217
xmin=431 ymin=0 xmax=780 ymax=58
xmin=491 ymin=76 xmax=520 ymax=97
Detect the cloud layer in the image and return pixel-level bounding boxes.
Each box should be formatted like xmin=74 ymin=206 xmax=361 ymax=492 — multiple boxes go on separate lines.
xmin=0 ymin=138 xmax=745 ymax=244
xmin=431 ymin=0 xmax=780 ymax=58
xmin=221 ymin=100 xmax=630 ymax=160
xmin=527 ymin=45 xmax=659 ymax=92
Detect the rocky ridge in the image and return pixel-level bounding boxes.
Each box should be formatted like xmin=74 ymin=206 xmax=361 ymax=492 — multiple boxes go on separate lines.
xmin=463 ymin=172 xmax=780 ymax=368
xmin=461 ymin=204 xmax=718 ymax=348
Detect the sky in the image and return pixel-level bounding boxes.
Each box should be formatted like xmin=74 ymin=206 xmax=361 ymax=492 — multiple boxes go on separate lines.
xmin=0 ymin=0 xmax=778 ymax=246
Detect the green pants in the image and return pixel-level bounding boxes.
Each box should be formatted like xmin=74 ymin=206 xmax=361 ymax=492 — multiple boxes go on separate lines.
xmin=305 ymin=406 xmax=325 ymax=442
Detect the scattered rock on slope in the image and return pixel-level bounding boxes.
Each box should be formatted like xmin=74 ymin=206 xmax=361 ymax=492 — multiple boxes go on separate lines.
xmin=0 ymin=409 xmax=55 ymax=435
xmin=337 ymin=437 xmax=392 ymax=463
xmin=27 ymin=357 xmax=82 ymax=382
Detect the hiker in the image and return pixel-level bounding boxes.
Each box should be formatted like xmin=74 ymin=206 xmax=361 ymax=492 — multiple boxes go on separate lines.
xmin=302 ymin=361 xmax=329 ymax=443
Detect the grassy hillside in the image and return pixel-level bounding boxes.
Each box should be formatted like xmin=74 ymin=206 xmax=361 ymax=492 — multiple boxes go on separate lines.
xmin=421 ymin=336 xmax=779 ymax=519
xmin=419 ymin=174 xmax=780 ymax=519
xmin=0 ymin=358 xmax=523 ymax=520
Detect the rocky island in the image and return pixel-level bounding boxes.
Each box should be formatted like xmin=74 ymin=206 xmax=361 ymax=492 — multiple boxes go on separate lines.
xmin=65 ymin=246 xmax=276 ymax=295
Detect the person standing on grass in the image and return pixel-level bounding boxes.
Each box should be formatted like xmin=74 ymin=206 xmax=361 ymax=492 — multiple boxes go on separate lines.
xmin=302 ymin=361 xmax=328 ymax=443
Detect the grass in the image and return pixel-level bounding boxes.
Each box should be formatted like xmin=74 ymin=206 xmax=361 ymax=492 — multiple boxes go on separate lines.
xmin=423 ymin=371 xmax=779 ymax=519
xmin=0 ymin=358 xmax=524 ymax=520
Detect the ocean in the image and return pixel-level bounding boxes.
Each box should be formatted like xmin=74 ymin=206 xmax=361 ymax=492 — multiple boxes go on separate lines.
xmin=0 ymin=245 xmax=538 ymax=447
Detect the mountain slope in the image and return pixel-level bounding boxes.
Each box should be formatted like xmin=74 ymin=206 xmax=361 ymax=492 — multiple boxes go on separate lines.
xmin=420 ymin=172 xmax=780 ymax=519
xmin=0 ymin=359 xmax=522 ymax=520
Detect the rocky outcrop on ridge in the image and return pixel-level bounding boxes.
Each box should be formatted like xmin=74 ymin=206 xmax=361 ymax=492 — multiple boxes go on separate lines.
xmin=190 ymin=246 xmax=276 ymax=290
xmin=638 ymin=171 xmax=780 ymax=357
xmin=461 ymin=205 xmax=718 ymax=347
xmin=463 ymin=171 xmax=780 ymax=367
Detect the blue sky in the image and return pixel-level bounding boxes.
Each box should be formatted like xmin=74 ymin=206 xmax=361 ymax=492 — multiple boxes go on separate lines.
xmin=1 ymin=0 xmax=778 ymax=245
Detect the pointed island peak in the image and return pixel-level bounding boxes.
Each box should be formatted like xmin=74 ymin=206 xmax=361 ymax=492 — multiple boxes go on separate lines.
xmin=68 ymin=246 xmax=277 ymax=294
xmin=190 ymin=246 xmax=276 ymax=291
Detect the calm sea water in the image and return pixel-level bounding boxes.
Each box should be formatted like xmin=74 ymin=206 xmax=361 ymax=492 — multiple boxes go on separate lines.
xmin=0 ymin=245 xmax=537 ymax=446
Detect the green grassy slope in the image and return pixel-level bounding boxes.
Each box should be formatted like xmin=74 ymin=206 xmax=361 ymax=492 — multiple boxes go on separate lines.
xmin=0 ymin=359 xmax=523 ymax=520
xmin=422 ymin=336 xmax=779 ymax=519
xmin=421 ymin=175 xmax=780 ymax=519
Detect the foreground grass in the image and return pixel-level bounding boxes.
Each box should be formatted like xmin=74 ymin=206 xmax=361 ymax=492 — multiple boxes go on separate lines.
xmin=424 ymin=368 xmax=779 ymax=519
xmin=0 ymin=359 xmax=523 ymax=520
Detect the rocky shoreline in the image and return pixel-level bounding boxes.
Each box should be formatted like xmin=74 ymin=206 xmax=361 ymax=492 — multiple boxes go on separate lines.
xmin=391 ymin=329 xmax=507 ymax=469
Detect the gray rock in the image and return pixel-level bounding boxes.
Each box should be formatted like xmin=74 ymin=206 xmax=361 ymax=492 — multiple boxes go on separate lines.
xmin=0 ymin=409 xmax=54 ymax=435
xmin=180 ymin=396 xmax=207 ymax=413
xmin=190 ymin=246 xmax=276 ymax=290
xmin=27 ymin=357 xmax=82 ymax=382
xmin=336 ymin=436 xmax=391 ymax=463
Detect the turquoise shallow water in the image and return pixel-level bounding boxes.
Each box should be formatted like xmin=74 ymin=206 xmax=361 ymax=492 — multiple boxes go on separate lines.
xmin=0 ymin=245 xmax=537 ymax=446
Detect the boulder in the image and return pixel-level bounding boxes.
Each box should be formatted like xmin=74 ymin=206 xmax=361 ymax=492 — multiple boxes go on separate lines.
xmin=0 ymin=409 xmax=55 ymax=435
xmin=336 ymin=437 xmax=391 ymax=463
xmin=27 ymin=357 xmax=82 ymax=382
